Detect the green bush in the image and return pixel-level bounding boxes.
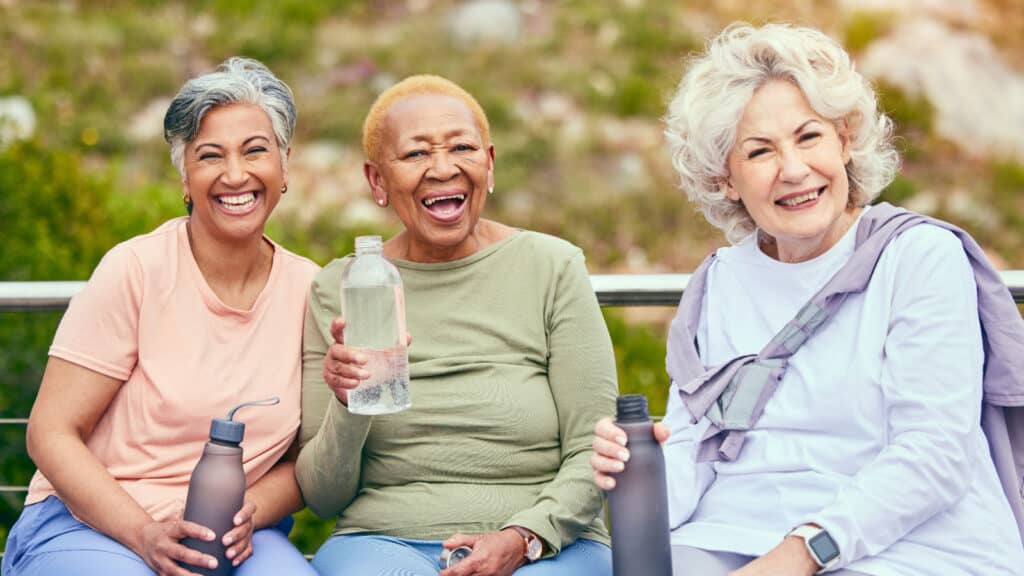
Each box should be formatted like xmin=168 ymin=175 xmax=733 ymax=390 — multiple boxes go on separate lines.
xmin=0 ymin=141 xmax=124 ymax=548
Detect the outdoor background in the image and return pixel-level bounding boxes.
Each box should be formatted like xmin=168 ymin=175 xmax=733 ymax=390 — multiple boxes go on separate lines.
xmin=2 ymin=0 xmax=1023 ymax=554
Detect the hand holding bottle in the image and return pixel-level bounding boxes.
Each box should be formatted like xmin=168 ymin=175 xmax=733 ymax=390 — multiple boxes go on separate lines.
xmin=590 ymin=416 xmax=671 ymax=490
xmin=322 ymin=317 xmax=369 ymax=405
xmin=221 ymin=500 xmax=257 ymax=567
xmin=136 ymin=510 xmax=218 ymax=575
xmin=323 ymin=316 xmax=412 ymax=406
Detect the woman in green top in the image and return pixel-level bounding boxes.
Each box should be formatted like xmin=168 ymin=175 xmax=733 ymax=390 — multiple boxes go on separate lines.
xmin=295 ymin=75 xmax=617 ymax=576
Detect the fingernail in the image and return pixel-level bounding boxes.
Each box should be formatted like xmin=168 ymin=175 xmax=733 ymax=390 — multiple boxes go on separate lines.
xmin=208 ymin=559 xmax=218 ymax=569
xmin=356 ymin=353 xmax=366 ymax=363
xmin=359 ymin=370 xmax=370 ymax=379
xmin=618 ymin=450 xmax=629 ymax=461
xmin=226 ymin=548 xmax=235 ymax=558
xmin=614 ymin=461 xmax=625 ymax=471
xmin=207 ymin=530 xmax=215 ymax=540
xmin=604 ymin=478 xmax=615 ymax=489
xmin=616 ymin=435 xmax=627 ymax=446
xmin=224 ymin=536 xmax=233 ymax=546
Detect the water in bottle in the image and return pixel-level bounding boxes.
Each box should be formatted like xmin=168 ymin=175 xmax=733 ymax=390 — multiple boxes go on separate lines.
xmin=607 ymin=394 xmax=673 ymax=576
xmin=341 ymin=235 xmax=411 ymax=415
xmin=180 ymin=397 xmax=279 ymax=575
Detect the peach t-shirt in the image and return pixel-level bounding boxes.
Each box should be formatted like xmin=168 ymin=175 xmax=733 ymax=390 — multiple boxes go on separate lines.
xmin=26 ymin=217 xmax=319 ymax=521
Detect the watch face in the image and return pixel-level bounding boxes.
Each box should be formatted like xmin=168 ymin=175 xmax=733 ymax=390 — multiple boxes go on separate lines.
xmin=808 ymin=531 xmax=840 ymax=563
xmin=526 ymin=537 xmax=543 ymax=561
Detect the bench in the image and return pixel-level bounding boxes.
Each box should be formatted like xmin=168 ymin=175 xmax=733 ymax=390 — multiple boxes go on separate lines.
xmin=3 ymin=273 xmax=1023 ymax=558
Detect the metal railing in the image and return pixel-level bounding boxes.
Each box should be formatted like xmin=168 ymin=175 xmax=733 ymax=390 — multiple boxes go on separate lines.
xmin=2 ymin=273 xmax=1024 ymax=500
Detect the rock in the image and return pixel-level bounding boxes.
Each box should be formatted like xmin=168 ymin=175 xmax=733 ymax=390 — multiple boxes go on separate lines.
xmin=127 ymin=97 xmax=172 ymax=142
xmin=448 ymin=0 xmax=522 ymax=46
xmin=837 ymin=0 xmax=980 ymax=24
xmin=860 ymin=18 xmax=1024 ymax=161
xmin=0 ymin=96 xmax=36 ymax=147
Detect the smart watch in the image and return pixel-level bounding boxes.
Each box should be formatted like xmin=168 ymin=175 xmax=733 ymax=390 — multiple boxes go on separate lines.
xmin=788 ymin=524 xmax=840 ymax=571
xmin=509 ymin=526 xmax=543 ymax=562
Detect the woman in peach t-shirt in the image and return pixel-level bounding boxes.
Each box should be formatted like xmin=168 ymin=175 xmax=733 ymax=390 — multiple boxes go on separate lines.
xmin=2 ymin=58 xmax=319 ymax=576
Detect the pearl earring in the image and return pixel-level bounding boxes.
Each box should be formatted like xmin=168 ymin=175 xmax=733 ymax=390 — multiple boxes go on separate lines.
xmin=377 ymin=198 xmax=386 ymax=206
xmin=488 ymin=186 xmax=494 ymax=195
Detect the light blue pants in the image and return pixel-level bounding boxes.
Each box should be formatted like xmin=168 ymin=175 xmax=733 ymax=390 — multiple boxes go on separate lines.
xmin=2 ymin=496 xmax=316 ymax=576
xmin=311 ymin=534 xmax=612 ymax=576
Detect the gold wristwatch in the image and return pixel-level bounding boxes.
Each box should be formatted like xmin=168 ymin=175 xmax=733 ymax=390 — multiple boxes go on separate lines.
xmin=509 ymin=526 xmax=543 ymax=562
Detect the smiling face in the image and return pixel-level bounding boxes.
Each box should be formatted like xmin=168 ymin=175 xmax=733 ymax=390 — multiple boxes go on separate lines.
xmin=725 ymin=80 xmax=856 ymax=263
xmin=365 ymin=94 xmax=494 ymax=262
xmin=182 ymin=103 xmax=287 ymax=244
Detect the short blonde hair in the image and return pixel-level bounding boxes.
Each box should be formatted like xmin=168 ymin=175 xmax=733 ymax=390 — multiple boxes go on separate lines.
xmin=665 ymin=22 xmax=899 ymax=243
xmin=362 ymin=75 xmax=491 ymax=164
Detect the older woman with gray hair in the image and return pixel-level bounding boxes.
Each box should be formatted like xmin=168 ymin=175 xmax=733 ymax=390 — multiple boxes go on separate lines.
xmin=591 ymin=23 xmax=1024 ymax=575
xmin=2 ymin=58 xmax=319 ymax=576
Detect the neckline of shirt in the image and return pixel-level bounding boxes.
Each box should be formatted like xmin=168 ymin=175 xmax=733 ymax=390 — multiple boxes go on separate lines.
xmin=726 ymin=206 xmax=872 ymax=272
xmin=389 ymin=229 xmax=524 ymax=271
xmin=176 ymin=217 xmax=281 ymax=317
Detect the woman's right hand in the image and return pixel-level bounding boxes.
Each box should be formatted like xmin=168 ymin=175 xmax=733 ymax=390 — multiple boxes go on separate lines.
xmin=323 ymin=317 xmax=370 ymax=406
xmin=590 ymin=417 xmax=671 ymax=490
xmin=137 ymin=515 xmax=219 ymax=576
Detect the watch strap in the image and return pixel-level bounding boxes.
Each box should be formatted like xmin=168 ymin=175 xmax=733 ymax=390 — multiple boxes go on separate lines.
xmin=508 ymin=526 xmax=543 ymax=562
xmin=788 ymin=524 xmax=839 ymax=571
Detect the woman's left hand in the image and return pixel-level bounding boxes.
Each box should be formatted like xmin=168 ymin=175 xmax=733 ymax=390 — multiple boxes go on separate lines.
xmin=439 ymin=529 xmax=526 ymax=576
xmin=222 ymin=500 xmax=257 ymax=567
xmin=728 ymin=536 xmax=818 ymax=576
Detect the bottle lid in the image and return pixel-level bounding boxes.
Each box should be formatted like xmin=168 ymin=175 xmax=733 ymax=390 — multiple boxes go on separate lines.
xmin=209 ymin=418 xmax=245 ymax=444
xmin=616 ymin=394 xmax=650 ymax=423
xmin=208 ymin=397 xmax=281 ymax=444
xmin=354 ymin=235 xmax=383 ymax=255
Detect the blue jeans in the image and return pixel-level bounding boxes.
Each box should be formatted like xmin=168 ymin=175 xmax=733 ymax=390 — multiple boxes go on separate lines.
xmin=311 ymin=534 xmax=612 ymax=575
xmin=2 ymin=496 xmax=316 ymax=576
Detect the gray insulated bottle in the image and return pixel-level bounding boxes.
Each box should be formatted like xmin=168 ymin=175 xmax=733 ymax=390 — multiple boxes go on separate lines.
xmin=607 ymin=394 xmax=672 ymax=576
xmin=179 ymin=397 xmax=279 ymax=575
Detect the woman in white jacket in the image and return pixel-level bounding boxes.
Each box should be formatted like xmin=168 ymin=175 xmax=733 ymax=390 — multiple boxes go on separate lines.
xmin=590 ymin=22 xmax=1024 ymax=576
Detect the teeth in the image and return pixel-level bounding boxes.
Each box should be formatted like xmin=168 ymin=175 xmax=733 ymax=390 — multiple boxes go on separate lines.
xmin=778 ymin=189 xmax=821 ymax=207
xmin=219 ymin=192 xmax=256 ymax=206
xmin=423 ymin=194 xmax=465 ymax=206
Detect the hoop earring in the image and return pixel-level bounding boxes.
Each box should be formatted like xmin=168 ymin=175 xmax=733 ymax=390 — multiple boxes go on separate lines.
xmin=182 ymin=192 xmax=191 ymax=206
xmin=281 ymin=184 xmax=288 ymax=194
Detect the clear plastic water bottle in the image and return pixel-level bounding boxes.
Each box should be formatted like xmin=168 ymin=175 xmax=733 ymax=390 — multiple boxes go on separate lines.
xmin=607 ymin=394 xmax=672 ymax=576
xmin=180 ymin=397 xmax=279 ymax=575
xmin=340 ymin=235 xmax=411 ymax=415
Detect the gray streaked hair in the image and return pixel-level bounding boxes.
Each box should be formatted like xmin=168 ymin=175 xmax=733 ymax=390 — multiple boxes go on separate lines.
xmin=163 ymin=57 xmax=297 ymax=178
xmin=664 ymin=22 xmax=899 ymax=243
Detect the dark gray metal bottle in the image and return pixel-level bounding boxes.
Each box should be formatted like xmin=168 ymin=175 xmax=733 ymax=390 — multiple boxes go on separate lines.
xmin=608 ymin=394 xmax=672 ymax=576
xmin=179 ymin=398 xmax=279 ymax=576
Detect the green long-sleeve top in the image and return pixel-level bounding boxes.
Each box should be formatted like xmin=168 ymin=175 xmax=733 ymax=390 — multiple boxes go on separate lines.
xmin=295 ymin=230 xmax=617 ymax=554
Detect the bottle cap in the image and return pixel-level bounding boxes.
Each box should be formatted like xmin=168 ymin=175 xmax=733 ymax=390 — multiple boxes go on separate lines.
xmin=208 ymin=397 xmax=281 ymax=444
xmin=354 ymin=235 xmax=383 ymax=254
xmin=209 ymin=418 xmax=245 ymax=444
xmin=616 ymin=394 xmax=650 ymax=423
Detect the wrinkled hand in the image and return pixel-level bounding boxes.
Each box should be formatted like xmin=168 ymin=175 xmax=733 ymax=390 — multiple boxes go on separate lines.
xmin=323 ymin=317 xmax=369 ymax=405
xmin=590 ymin=416 xmax=671 ymax=490
xmin=221 ymin=500 xmax=257 ymax=567
xmin=728 ymin=536 xmax=819 ymax=576
xmin=137 ymin=510 xmax=218 ymax=576
xmin=438 ymin=529 xmax=525 ymax=576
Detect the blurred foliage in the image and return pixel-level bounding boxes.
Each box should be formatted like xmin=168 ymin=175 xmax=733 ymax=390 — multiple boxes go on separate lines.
xmin=604 ymin=310 xmax=670 ymax=417
xmin=877 ymin=174 xmax=917 ymax=206
xmin=0 ymin=141 xmax=132 ymax=543
xmin=843 ymin=10 xmax=895 ymax=53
